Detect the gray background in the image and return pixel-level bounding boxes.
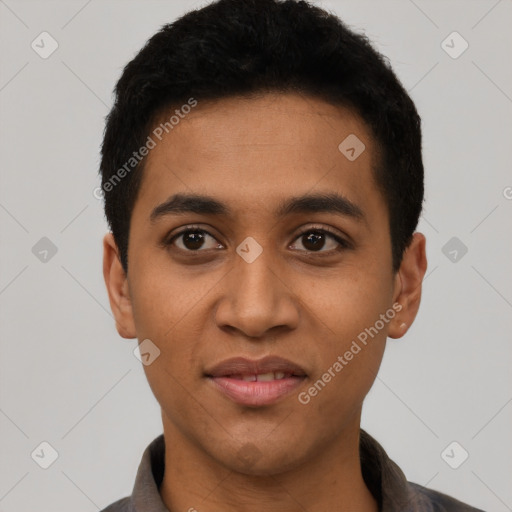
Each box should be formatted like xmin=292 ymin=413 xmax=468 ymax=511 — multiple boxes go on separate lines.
xmin=1 ymin=0 xmax=511 ymax=510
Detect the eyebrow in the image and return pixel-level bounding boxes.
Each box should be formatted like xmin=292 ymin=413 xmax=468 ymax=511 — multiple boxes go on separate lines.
xmin=149 ymin=192 xmax=365 ymax=224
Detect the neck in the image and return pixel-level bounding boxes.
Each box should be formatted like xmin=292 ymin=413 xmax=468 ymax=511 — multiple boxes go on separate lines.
xmin=159 ymin=415 xmax=378 ymax=512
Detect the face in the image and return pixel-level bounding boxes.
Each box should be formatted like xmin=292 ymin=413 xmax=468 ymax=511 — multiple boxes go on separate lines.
xmin=104 ymin=93 xmax=426 ymax=475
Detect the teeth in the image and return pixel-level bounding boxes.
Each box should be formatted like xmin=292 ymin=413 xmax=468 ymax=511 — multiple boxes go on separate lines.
xmin=256 ymin=372 xmax=275 ymax=381
xmin=228 ymin=372 xmax=291 ymax=381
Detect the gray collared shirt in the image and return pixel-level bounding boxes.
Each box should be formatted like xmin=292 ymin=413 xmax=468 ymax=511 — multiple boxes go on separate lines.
xmin=100 ymin=430 xmax=484 ymax=512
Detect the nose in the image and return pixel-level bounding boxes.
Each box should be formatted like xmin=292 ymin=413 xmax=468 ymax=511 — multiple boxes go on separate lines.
xmin=214 ymin=249 xmax=300 ymax=339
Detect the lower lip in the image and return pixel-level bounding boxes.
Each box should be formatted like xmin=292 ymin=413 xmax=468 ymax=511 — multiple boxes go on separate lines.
xmin=207 ymin=376 xmax=306 ymax=406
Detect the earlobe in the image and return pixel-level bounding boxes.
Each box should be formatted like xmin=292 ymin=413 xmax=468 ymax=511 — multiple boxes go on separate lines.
xmin=388 ymin=232 xmax=427 ymax=339
xmin=102 ymin=233 xmax=137 ymax=339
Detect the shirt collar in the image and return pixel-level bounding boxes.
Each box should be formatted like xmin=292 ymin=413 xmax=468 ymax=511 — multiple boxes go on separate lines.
xmin=130 ymin=434 xmax=168 ymax=512
xmin=128 ymin=429 xmax=421 ymax=512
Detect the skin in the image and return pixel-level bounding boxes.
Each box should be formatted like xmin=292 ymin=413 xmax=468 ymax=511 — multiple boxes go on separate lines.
xmin=103 ymin=93 xmax=427 ymax=512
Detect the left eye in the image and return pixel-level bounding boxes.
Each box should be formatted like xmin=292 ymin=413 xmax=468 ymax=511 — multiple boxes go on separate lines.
xmin=290 ymin=229 xmax=347 ymax=252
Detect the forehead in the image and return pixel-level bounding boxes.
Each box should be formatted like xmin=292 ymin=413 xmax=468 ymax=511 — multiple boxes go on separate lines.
xmin=134 ymin=93 xmax=386 ymax=224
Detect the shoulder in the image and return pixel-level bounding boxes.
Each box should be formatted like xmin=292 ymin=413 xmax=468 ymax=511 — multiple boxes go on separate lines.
xmin=99 ymin=496 xmax=132 ymax=512
xmin=408 ymin=482 xmax=486 ymax=512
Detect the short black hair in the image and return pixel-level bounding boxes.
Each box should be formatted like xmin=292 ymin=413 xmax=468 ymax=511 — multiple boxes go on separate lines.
xmin=99 ymin=0 xmax=424 ymax=274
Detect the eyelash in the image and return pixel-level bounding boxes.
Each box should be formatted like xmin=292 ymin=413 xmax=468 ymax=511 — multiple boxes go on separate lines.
xmin=164 ymin=224 xmax=351 ymax=255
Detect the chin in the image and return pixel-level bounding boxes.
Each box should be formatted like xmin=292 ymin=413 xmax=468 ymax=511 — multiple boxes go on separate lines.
xmin=217 ymin=443 xmax=306 ymax=476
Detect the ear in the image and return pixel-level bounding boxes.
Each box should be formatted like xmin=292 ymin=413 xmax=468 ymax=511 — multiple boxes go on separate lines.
xmin=102 ymin=232 xmax=137 ymax=339
xmin=388 ymin=232 xmax=427 ymax=339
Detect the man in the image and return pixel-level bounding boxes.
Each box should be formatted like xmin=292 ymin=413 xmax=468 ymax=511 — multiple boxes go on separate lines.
xmin=99 ymin=0 xmax=483 ymax=510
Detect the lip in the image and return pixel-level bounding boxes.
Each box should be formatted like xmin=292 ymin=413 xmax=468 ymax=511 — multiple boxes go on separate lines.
xmin=205 ymin=356 xmax=307 ymax=407
xmin=205 ymin=355 xmax=307 ymax=378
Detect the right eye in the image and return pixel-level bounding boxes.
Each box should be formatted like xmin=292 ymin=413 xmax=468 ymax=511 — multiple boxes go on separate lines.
xmin=165 ymin=227 xmax=224 ymax=252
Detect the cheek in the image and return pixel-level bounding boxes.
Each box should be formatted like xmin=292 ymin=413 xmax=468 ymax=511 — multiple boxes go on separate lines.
xmin=298 ymin=260 xmax=393 ymax=341
xmin=294 ymin=264 xmax=391 ymax=406
xmin=136 ymin=304 xmax=207 ymax=430
xmin=128 ymin=266 xmax=210 ymax=401
xmin=129 ymin=255 xmax=217 ymax=338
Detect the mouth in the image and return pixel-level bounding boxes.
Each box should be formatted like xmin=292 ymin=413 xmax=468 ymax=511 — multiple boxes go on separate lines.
xmin=205 ymin=356 xmax=307 ymax=407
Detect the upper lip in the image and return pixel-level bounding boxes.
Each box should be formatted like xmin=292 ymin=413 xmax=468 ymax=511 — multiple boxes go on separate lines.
xmin=205 ymin=356 xmax=307 ymax=378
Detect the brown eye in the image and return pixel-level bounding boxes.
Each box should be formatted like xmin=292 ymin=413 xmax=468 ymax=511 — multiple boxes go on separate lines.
xmin=290 ymin=228 xmax=349 ymax=253
xmin=181 ymin=231 xmax=206 ymax=250
xmin=301 ymin=231 xmax=327 ymax=251
xmin=168 ymin=229 xmax=223 ymax=251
